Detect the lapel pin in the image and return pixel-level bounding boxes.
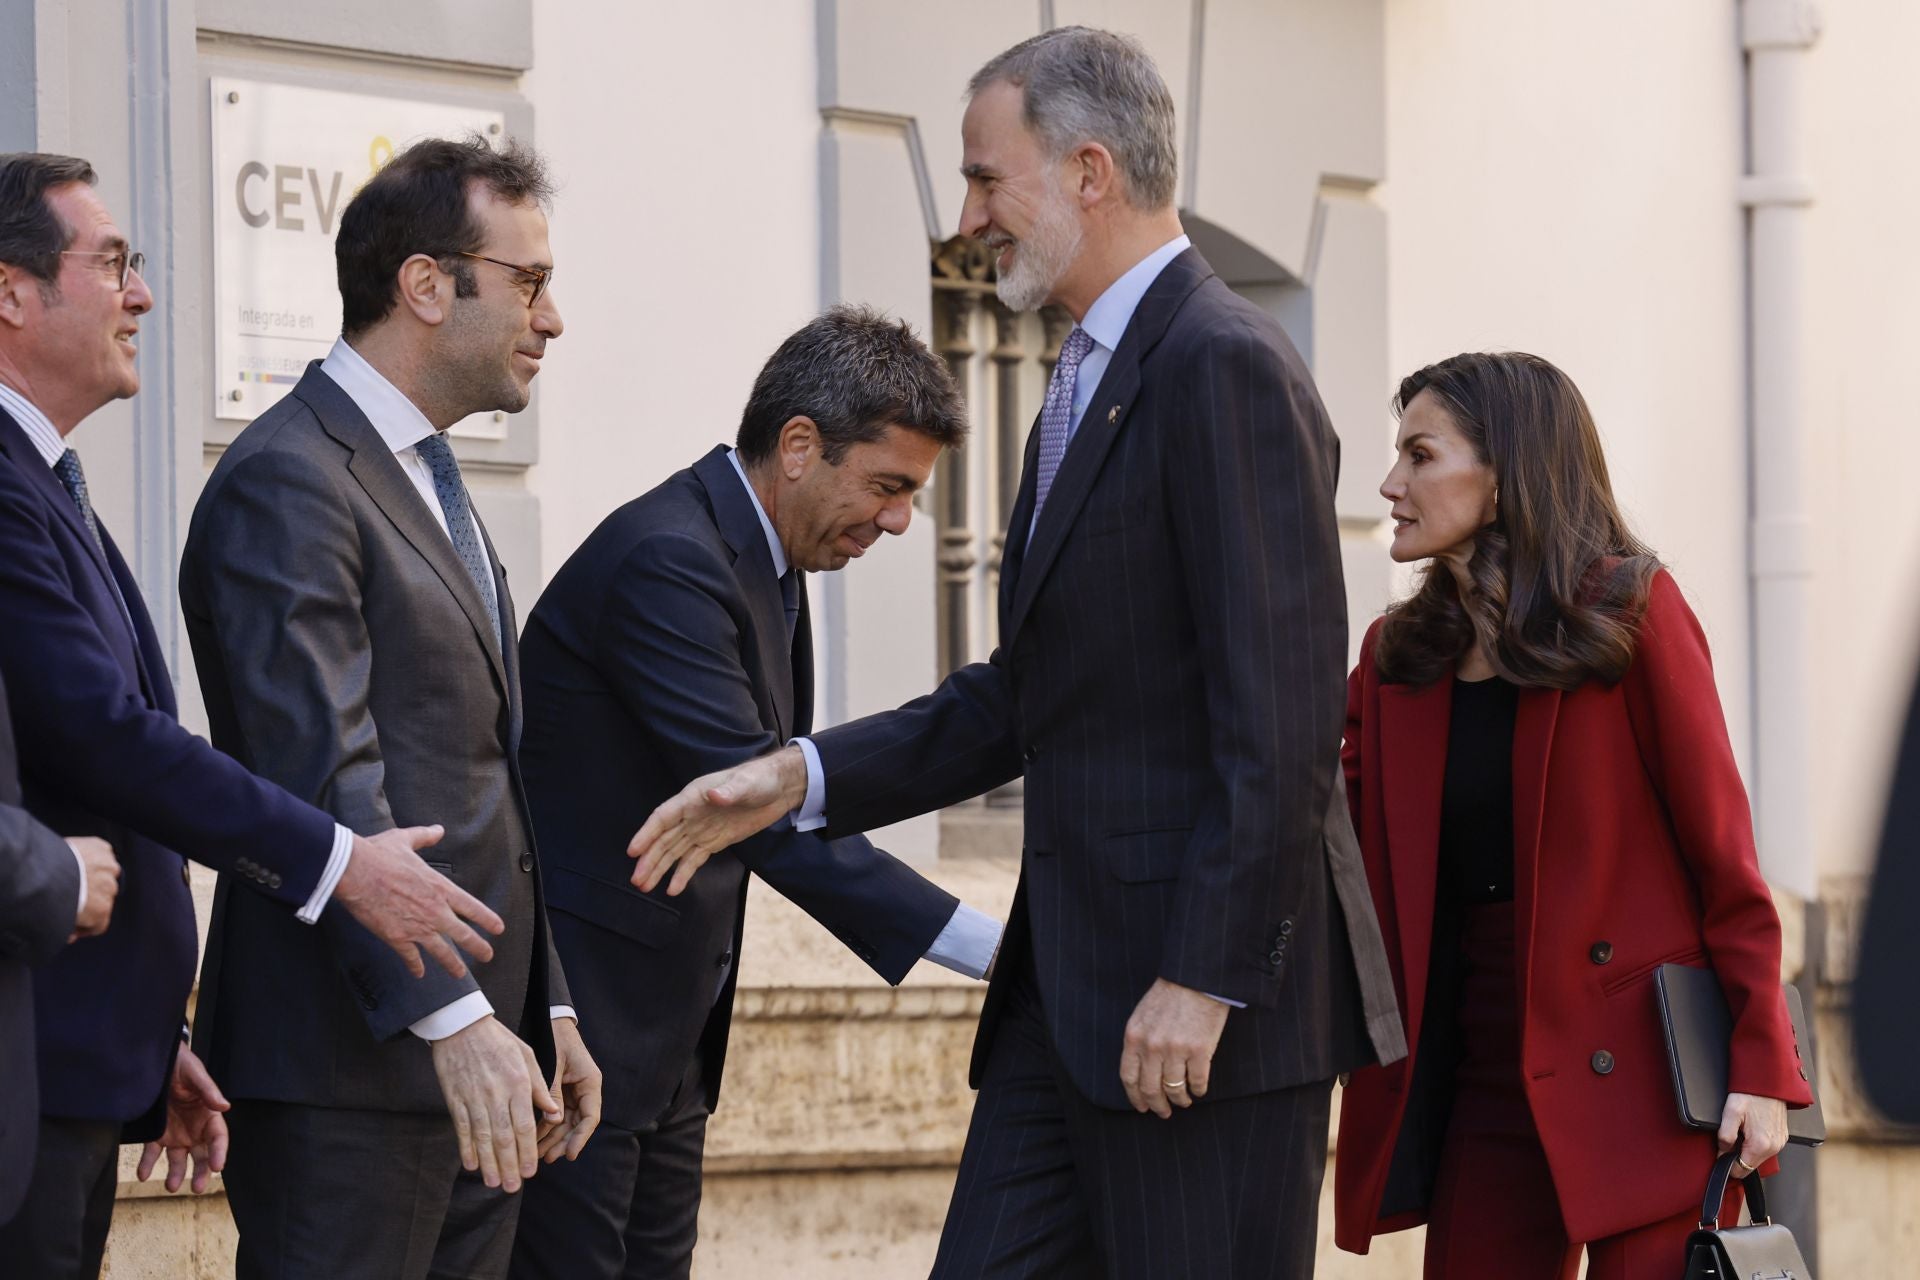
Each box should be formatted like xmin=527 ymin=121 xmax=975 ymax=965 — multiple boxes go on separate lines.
xmin=1107 ymin=405 xmax=1120 ymax=424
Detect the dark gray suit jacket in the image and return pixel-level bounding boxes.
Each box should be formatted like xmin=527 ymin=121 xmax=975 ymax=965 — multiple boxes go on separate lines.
xmin=181 ymin=364 xmax=567 ymax=1113
xmin=0 ymin=668 xmax=80 ymax=1223
xmin=812 ymin=249 xmax=1404 ymax=1110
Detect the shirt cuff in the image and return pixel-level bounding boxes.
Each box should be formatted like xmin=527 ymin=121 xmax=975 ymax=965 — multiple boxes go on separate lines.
xmin=923 ymin=903 xmax=1004 ymax=981
xmin=69 ymin=842 xmax=88 ymax=920
xmin=792 ymin=737 xmax=827 ymax=832
xmin=1202 ymin=992 xmax=1247 ymax=1009
xmin=550 ymin=1006 xmax=577 ymax=1023
xmin=408 ymin=991 xmax=494 ymax=1041
xmin=295 ymin=824 xmax=356 ymax=924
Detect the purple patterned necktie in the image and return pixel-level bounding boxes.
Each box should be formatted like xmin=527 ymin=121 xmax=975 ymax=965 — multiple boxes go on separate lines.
xmin=1033 ymin=326 xmax=1095 ymax=519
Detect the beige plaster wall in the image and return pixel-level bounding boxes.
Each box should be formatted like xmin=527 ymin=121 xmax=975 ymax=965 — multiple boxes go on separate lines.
xmin=1383 ymin=0 xmax=1754 ymax=762
xmin=520 ymin=0 xmax=822 ymax=583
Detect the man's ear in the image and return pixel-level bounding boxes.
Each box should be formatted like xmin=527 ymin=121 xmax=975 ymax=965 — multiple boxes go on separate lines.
xmin=777 ymin=415 xmax=821 ymax=480
xmin=1073 ymin=141 xmax=1118 ymax=209
xmin=0 ymin=263 xmax=34 ymax=331
xmin=395 ymin=254 xmax=450 ymax=327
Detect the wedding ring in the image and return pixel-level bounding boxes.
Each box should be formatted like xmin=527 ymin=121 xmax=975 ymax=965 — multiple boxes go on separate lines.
xmin=1735 ymin=1156 xmax=1756 ymax=1172
xmin=1163 ymin=1079 xmax=1187 ymax=1090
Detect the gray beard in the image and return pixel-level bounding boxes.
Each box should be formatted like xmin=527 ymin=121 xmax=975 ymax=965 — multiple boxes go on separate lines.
xmin=992 ymin=197 xmax=1083 ymax=313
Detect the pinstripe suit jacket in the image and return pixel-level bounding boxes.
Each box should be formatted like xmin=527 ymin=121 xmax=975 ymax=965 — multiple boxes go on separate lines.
xmin=812 ymin=249 xmax=1404 ymax=1109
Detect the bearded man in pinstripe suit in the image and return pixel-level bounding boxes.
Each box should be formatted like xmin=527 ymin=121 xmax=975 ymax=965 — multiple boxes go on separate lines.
xmin=630 ymin=27 xmax=1404 ymax=1279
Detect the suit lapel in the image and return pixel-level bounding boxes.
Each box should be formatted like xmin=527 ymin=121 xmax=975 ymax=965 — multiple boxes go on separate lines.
xmin=0 ymin=411 xmax=156 ymax=702
xmin=1003 ymin=249 xmax=1213 ymax=646
xmin=693 ymin=447 xmax=793 ymax=740
xmin=1377 ymin=678 xmax=1450 ymax=1041
xmin=1510 ymin=686 xmax=1563 ymax=1015
xmin=996 ymin=419 xmax=1041 ymax=632
xmin=0 ymin=412 xmax=125 ymax=620
xmin=292 ymin=367 xmax=510 ymax=697
xmin=791 ymin=573 xmax=814 ymax=736
xmin=477 ymin=515 xmax=520 ymax=745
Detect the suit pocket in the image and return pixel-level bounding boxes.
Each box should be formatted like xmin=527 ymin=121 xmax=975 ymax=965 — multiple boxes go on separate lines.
xmin=1104 ymin=826 xmax=1192 ymax=883
xmin=545 ymin=864 xmax=681 ymax=949
xmin=1601 ymin=945 xmax=1707 ymax=997
xmin=1081 ymin=500 xmax=1153 ymax=538
xmin=425 ymin=861 xmax=455 ymax=877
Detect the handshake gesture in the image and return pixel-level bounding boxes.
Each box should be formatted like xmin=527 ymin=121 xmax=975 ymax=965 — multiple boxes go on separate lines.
xmin=626 ymin=745 xmax=809 ymax=894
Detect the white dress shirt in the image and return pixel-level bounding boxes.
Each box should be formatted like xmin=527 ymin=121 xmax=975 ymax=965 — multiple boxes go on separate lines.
xmin=320 ymin=338 xmax=575 ymax=1039
xmin=0 ymin=379 xmax=356 ymax=927
xmin=726 ymin=451 xmax=1002 ymax=980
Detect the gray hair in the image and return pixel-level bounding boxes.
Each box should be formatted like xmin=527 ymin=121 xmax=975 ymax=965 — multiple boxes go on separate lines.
xmin=969 ymin=26 xmax=1178 ymax=211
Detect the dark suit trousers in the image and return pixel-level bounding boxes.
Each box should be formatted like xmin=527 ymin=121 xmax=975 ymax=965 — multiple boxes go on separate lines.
xmin=225 ymin=1101 xmax=521 ymax=1280
xmin=0 ymin=1117 xmax=120 ymax=1277
xmin=509 ymin=1056 xmax=710 ymax=1280
xmin=931 ymin=959 xmax=1333 ymax=1280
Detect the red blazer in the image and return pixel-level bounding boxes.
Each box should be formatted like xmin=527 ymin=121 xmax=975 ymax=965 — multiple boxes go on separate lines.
xmin=1333 ymin=570 xmax=1812 ymax=1251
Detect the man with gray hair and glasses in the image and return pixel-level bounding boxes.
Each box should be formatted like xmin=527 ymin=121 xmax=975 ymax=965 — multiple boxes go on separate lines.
xmin=0 ymin=151 xmax=501 ymax=1277
xmin=629 ymin=27 xmax=1405 ymax=1278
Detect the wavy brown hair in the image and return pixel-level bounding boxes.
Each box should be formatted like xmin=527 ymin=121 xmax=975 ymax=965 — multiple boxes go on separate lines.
xmin=1374 ymin=352 xmax=1661 ymax=689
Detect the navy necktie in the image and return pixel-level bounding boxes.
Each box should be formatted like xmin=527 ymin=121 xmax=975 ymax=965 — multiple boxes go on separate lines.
xmin=53 ymin=449 xmax=105 ymax=554
xmin=414 ymin=433 xmax=501 ymax=643
xmin=780 ymin=569 xmax=799 ymax=646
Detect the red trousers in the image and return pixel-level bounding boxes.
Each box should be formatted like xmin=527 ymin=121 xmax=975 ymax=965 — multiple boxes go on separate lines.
xmin=1423 ymin=905 xmax=1740 ymax=1280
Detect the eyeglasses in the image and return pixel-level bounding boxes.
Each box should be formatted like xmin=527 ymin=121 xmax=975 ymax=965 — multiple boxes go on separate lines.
xmin=59 ymin=249 xmax=145 ymax=290
xmin=451 ymin=252 xmax=553 ymax=306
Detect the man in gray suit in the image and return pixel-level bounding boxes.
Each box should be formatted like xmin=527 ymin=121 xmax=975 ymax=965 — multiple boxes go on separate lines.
xmin=0 ymin=665 xmax=118 ymax=1228
xmin=181 ymin=136 xmax=600 ymax=1280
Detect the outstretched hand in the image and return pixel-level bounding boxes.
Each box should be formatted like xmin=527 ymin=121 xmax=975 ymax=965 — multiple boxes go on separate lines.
xmin=334 ymin=824 xmax=507 ymax=980
xmin=628 ymin=746 xmax=808 ymax=895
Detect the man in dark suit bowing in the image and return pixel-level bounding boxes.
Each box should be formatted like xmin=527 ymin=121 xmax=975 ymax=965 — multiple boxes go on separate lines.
xmin=631 ymin=28 xmax=1405 ymax=1278
xmin=0 ymin=151 xmax=502 ymax=1277
xmin=181 ymin=137 xmax=598 ymax=1280
xmin=508 ymin=305 xmax=1000 ymax=1280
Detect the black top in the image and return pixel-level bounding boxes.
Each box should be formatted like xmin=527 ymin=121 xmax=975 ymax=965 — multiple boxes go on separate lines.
xmin=1437 ymin=674 xmax=1520 ymax=905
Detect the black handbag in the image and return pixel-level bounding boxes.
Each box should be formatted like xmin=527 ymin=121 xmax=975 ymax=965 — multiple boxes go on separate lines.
xmin=1680 ymin=1151 xmax=1813 ymax=1279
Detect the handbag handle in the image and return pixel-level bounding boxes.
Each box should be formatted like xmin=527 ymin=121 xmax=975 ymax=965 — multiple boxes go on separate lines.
xmin=1699 ymin=1150 xmax=1773 ymax=1229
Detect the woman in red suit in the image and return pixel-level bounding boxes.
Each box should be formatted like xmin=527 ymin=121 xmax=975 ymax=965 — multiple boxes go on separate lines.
xmin=1332 ymin=352 xmax=1813 ymax=1279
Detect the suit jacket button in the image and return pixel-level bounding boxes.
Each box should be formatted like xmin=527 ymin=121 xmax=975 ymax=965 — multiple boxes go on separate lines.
xmin=1268 ymin=949 xmax=1284 ymax=965
xmin=519 ymin=852 xmax=534 ymax=872
xmin=1023 ymin=743 xmax=1039 ymax=762
xmin=1589 ymin=941 xmax=1614 ymax=965
xmin=1279 ymin=920 xmax=1294 ymax=937
xmin=267 ymin=872 xmax=282 ymax=889
xmin=716 ymin=952 xmax=732 ymax=970
xmin=1591 ymin=1050 xmax=1615 ymax=1075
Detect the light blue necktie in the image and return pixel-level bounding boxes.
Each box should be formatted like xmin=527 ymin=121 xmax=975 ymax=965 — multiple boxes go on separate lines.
xmin=1033 ymin=327 xmax=1095 ymax=520
xmin=414 ymin=432 xmax=501 ymax=643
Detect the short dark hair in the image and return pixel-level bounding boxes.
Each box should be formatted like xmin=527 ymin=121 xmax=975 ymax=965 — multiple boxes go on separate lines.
xmin=0 ymin=152 xmax=98 ymax=294
xmin=335 ymin=135 xmax=553 ymax=337
xmin=735 ymin=305 xmax=967 ymax=466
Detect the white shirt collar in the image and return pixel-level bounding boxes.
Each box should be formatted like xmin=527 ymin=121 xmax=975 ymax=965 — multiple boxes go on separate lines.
xmin=319 ymin=336 xmax=441 ymax=455
xmin=1077 ymin=233 xmax=1191 ymax=353
xmin=726 ymin=448 xmax=789 ymax=578
xmin=0 ymin=379 xmax=70 ymax=468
